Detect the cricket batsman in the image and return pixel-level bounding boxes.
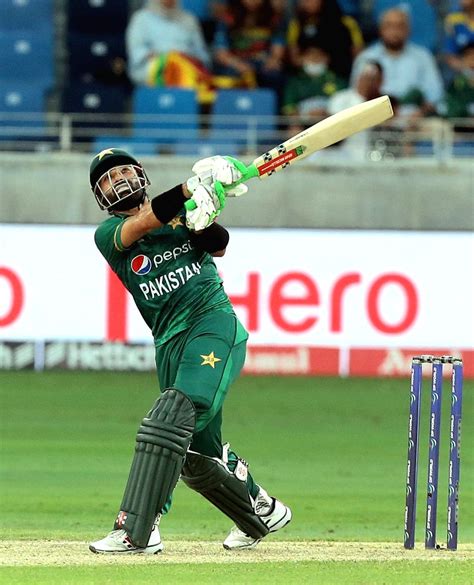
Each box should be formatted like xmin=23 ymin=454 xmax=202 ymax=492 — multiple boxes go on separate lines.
xmin=88 ymin=148 xmax=292 ymax=554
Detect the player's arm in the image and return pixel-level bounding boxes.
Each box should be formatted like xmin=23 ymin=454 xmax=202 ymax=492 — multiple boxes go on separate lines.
xmin=120 ymin=156 xmax=245 ymax=249
xmin=119 ymin=183 xmax=192 ymax=249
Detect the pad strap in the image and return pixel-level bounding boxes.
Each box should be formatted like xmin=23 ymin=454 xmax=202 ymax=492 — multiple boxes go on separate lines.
xmin=115 ymin=388 xmax=195 ymax=547
xmin=181 ymin=451 xmax=269 ymax=539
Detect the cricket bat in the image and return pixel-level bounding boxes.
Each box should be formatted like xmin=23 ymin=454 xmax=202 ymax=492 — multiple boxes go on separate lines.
xmin=241 ymin=95 xmax=393 ymax=181
xmin=185 ymin=95 xmax=393 ymax=210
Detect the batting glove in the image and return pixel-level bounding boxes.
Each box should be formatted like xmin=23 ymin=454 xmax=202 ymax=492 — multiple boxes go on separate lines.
xmin=185 ymin=184 xmax=221 ymax=232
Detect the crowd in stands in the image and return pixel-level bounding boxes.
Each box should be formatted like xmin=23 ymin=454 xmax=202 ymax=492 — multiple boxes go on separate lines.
xmin=1 ymin=0 xmax=473 ymax=155
xmin=118 ymin=0 xmax=474 ymax=125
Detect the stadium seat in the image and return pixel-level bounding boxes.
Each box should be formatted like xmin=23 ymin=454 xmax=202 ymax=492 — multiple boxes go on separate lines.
xmin=0 ymin=31 xmax=53 ymax=91
xmin=209 ymin=89 xmax=277 ymax=150
xmin=67 ymin=32 xmax=126 ymax=84
xmin=132 ymin=87 xmax=199 ymax=149
xmin=61 ymin=83 xmax=128 ymax=114
xmin=0 ymin=81 xmax=44 ymax=112
xmin=61 ymin=83 xmax=129 ymax=143
xmin=66 ymin=0 xmax=129 ymax=34
xmin=372 ymin=0 xmax=437 ymax=51
xmin=0 ymin=0 xmax=53 ymax=32
xmin=0 ymin=81 xmax=55 ymax=151
xmin=453 ymin=141 xmax=474 ymax=157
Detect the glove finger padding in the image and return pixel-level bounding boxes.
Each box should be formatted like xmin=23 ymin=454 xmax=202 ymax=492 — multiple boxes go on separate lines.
xmin=185 ymin=156 xmax=220 ymax=196
xmin=187 ymin=155 xmax=247 ymax=190
xmin=191 ymin=156 xmax=220 ymax=177
xmin=186 ymin=204 xmax=218 ymax=232
xmin=212 ymin=156 xmax=243 ymax=185
xmin=186 ymin=184 xmax=220 ymax=232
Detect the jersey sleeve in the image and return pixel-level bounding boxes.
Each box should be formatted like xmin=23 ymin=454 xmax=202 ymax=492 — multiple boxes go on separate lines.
xmin=94 ymin=216 xmax=128 ymax=262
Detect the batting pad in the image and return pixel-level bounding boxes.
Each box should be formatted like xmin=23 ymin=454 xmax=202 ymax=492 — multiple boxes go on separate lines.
xmin=181 ymin=451 xmax=269 ymax=539
xmin=115 ymin=388 xmax=195 ymax=547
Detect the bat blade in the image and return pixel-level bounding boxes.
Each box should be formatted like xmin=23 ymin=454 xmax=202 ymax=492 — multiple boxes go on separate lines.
xmin=252 ymin=95 xmax=393 ymax=179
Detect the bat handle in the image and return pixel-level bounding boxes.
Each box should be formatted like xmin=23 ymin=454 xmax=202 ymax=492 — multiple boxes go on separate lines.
xmin=184 ymin=162 xmax=259 ymax=212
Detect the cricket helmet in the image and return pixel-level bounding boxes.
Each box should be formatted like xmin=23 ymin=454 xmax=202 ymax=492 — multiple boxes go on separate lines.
xmin=89 ymin=148 xmax=151 ymax=212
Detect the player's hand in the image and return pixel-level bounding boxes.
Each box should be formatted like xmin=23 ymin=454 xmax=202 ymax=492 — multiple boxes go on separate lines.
xmin=185 ymin=155 xmax=249 ymax=210
xmin=220 ymin=156 xmax=249 ymax=197
xmin=185 ymin=184 xmax=221 ymax=231
xmin=211 ymin=156 xmax=245 ymax=185
xmin=186 ymin=155 xmax=245 ymax=187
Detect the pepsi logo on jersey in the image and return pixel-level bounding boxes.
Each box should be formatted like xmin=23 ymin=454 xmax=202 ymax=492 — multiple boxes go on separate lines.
xmin=131 ymin=255 xmax=152 ymax=275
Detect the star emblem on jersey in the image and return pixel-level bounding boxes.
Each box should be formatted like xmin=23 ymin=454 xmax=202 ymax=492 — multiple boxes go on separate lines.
xmin=168 ymin=216 xmax=184 ymax=230
xmin=96 ymin=148 xmax=114 ymax=160
xmin=200 ymin=351 xmax=221 ymax=368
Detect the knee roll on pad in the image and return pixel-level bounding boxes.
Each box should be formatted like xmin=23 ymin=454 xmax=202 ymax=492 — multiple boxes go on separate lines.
xmin=181 ymin=451 xmax=269 ymax=540
xmin=115 ymin=388 xmax=195 ymax=547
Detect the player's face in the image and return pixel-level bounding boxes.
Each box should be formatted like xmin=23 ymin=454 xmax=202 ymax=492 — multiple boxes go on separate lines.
xmin=94 ymin=164 xmax=149 ymax=212
xmin=98 ymin=165 xmax=137 ymax=195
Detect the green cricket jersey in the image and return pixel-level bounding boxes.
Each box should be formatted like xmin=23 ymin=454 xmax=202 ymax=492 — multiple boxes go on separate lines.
xmin=282 ymin=70 xmax=347 ymax=115
xmin=445 ymin=73 xmax=474 ymax=118
xmin=94 ymin=211 xmax=234 ymax=346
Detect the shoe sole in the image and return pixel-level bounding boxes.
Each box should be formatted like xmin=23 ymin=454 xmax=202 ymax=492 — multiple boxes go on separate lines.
xmin=223 ymin=539 xmax=260 ymax=551
xmin=89 ymin=544 xmax=164 ymax=554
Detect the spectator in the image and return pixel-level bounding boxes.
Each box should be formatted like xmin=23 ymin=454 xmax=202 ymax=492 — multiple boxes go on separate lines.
xmin=282 ymin=44 xmax=346 ymax=118
xmin=327 ymin=61 xmax=386 ymax=159
xmin=213 ymin=0 xmax=286 ymax=92
xmin=287 ymin=0 xmax=364 ymax=79
xmin=94 ymin=56 xmax=132 ymax=91
xmin=328 ymin=60 xmax=384 ymax=112
xmin=370 ymin=0 xmax=438 ymax=51
xmin=440 ymin=41 xmax=474 ymax=154
xmin=442 ymin=42 xmax=474 ymax=118
xmin=126 ymin=0 xmax=212 ymax=100
xmin=351 ymin=8 xmax=444 ymax=119
xmin=443 ymin=0 xmax=474 ymax=73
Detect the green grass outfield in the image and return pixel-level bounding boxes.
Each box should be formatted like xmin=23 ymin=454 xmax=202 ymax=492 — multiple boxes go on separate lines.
xmin=0 ymin=372 xmax=472 ymax=584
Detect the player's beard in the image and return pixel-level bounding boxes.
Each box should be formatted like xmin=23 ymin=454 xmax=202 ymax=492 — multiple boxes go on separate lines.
xmin=109 ymin=178 xmax=146 ymax=211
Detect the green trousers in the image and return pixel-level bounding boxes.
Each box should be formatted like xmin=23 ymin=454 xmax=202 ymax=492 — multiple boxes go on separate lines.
xmin=155 ymin=310 xmax=258 ymax=499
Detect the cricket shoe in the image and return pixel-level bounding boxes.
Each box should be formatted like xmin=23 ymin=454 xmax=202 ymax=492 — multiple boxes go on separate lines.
xmin=223 ymin=488 xmax=292 ymax=550
xmin=89 ymin=520 xmax=164 ymax=554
